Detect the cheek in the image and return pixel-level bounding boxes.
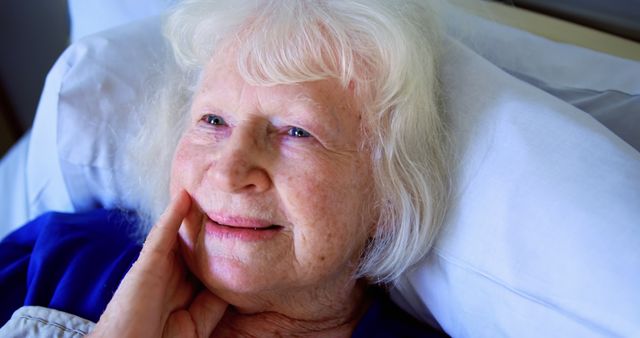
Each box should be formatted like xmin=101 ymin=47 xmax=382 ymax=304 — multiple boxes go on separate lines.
xmin=169 ymin=141 xmax=187 ymax=197
xmin=277 ymin=158 xmax=374 ymax=269
xmin=172 ymin=137 xmax=210 ymax=275
xmin=170 ymin=137 xmax=205 ymax=196
xmin=171 ymin=138 xmax=207 ymax=227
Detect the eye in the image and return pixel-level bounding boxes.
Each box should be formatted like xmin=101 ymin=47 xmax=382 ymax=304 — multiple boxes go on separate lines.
xmin=201 ymin=114 xmax=226 ymax=126
xmin=287 ymin=126 xmax=311 ymax=138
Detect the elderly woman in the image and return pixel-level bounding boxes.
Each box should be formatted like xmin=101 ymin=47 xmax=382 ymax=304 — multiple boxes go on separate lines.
xmin=0 ymin=0 xmax=449 ymax=336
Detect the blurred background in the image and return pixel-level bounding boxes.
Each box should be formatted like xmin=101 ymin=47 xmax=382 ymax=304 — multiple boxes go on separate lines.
xmin=0 ymin=0 xmax=69 ymax=157
xmin=0 ymin=0 xmax=639 ymax=158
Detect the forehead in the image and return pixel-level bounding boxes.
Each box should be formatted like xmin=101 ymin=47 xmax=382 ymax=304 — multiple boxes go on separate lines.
xmin=194 ymin=54 xmax=354 ymax=115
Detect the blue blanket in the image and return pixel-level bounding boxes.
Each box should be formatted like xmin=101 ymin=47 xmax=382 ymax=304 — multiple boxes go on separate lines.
xmin=0 ymin=209 xmax=141 ymax=324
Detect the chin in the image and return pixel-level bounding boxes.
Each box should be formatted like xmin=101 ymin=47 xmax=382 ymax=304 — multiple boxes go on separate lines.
xmin=186 ymin=244 xmax=289 ymax=299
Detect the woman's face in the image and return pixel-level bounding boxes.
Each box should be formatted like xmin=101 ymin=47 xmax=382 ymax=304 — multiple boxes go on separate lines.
xmin=170 ymin=56 xmax=376 ymax=300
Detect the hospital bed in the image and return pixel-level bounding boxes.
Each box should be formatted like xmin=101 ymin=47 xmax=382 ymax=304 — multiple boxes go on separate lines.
xmin=0 ymin=1 xmax=639 ymax=337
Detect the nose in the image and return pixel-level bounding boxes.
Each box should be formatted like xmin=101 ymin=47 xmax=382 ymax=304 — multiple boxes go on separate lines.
xmin=210 ymin=126 xmax=272 ymax=193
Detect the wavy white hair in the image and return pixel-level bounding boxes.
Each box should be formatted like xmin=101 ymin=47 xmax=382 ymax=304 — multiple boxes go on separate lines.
xmin=126 ymin=0 xmax=450 ymax=285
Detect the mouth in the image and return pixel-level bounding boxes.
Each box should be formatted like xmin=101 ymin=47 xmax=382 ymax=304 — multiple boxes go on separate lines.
xmin=204 ymin=215 xmax=284 ymax=241
xmin=213 ymin=220 xmax=283 ymax=231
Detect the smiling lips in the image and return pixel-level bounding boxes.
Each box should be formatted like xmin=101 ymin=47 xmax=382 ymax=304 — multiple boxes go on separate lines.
xmin=204 ymin=213 xmax=283 ymax=241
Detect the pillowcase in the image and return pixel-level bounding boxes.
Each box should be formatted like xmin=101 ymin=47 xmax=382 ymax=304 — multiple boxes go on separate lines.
xmin=20 ymin=17 xmax=167 ymax=228
xmin=447 ymin=9 xmax=640 ymax=151
xmin=508 ymin=70 xmax=640 ymax=152
xmin=68 ymin=0 xmax=175 ymax=41
xmin=55 ymin=18 xmax=168 ymax=213
xmin=390 ymin=37 xmax=640 ymax=337
xmin=13 ymin=12 xmax=640 ymax=338
xmin=445 ymin=8 xmax=640 ymax=94
xmin=388 ymin=13 xmax=640 ymax=337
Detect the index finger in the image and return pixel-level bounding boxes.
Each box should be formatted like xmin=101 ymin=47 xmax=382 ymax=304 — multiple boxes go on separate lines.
xmin=142 ymin=190 xmax=192 ymax=256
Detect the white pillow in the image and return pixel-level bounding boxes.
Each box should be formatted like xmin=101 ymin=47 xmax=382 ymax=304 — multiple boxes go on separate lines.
xmin=68 ymin=0 xmax=175 ymax=42
xmin=388 ymin=13 xmax=640 ymax=337
xmin=23 ymin=17 xmax=167 ymax=222
xmin=17 ymin=14 xmax=640 ymax=337
xmin=390 ymin=38 xmax=640 ymax=337
xmin=445 ymin=9 xmax=640 ymax=94
xmin=447 ymin=10 xmax=640 ymax=151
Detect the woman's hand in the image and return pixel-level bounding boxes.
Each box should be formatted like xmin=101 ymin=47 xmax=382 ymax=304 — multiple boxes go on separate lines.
xmin=89 ymin=190 xmax=228 ymax=338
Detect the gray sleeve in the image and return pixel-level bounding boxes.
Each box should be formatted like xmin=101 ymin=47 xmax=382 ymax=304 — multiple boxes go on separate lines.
xmin=0 ymin=306 xmax=95 ymax=338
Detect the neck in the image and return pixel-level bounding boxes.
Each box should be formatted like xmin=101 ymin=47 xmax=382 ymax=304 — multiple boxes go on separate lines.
xmin=212 ymin=279 xmax=372 ymax=337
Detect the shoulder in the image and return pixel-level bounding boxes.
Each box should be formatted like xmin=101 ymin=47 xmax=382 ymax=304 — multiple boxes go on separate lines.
xmin=352 ymin=288 xmax=448 ymax=338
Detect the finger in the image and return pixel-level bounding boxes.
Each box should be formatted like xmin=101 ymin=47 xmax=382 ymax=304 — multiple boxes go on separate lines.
xmin=143 ymin=190 xmax=192 ymax=256
xmin=164 ymin=310 xmax=193 ymax=338
xmin=189 ymin=290 xmax=228 ymax=337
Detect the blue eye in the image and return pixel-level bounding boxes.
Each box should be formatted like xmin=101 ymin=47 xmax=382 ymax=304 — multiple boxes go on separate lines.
xmin=288 ymin=127 xmax=311 ymax=138
xmin=202 ymin=114 xmax=226 ymax=125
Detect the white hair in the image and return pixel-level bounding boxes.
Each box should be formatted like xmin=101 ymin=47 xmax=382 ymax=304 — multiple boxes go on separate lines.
xmin=126 ymin=0 xmax=450 ymax=285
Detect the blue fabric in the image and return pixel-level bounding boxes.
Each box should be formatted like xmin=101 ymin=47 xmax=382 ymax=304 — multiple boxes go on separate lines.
xmin=0 ymin=209 xmax=141 ymax=325
xmin=352 ymin=288 xmax=448 ymax=337
xmin=0 ymin=209 xmax=447 ymax=337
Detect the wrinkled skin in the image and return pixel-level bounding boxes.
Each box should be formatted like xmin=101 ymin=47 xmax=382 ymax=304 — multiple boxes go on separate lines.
xmin=90 ymin=53 xmax=377 ymax=337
